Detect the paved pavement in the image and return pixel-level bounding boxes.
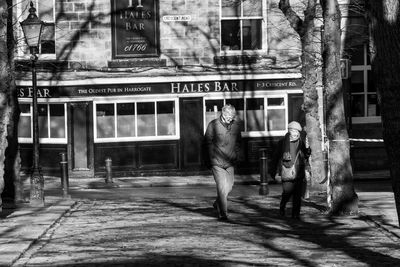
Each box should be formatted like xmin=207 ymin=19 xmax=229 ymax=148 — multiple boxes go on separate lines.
xmin=0 ymin=173 xmax=399 ymax=266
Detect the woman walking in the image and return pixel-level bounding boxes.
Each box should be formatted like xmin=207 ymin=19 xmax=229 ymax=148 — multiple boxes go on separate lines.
xmin=269 ymin=121 xmax=311 ymax=219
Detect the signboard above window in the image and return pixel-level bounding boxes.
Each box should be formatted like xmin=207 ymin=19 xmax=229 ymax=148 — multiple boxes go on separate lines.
xmin=111 ymin=0 xmax=159 ymax=58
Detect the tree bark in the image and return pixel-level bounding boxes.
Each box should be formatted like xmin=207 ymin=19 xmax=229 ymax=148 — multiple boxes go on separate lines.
xmin=0 ymin=0 xmax=12 ymax=211
xmin=321 ymin=0 xmax=358 ymax=215
xmin=279 ymin=0 xmax=325 ymax=191
xmin=2 ymin=0 xmax=21 ymax=204
xmin=367 ymin=0 xmax=400 ymax=226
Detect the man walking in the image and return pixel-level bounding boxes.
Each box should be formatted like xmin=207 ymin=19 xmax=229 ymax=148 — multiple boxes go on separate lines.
xmin=205 ymin=104 xmax=242 ymax=221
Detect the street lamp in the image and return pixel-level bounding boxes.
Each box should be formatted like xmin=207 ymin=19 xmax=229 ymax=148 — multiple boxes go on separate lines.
xmin=20 ymin=1 xmax=45 ymax=207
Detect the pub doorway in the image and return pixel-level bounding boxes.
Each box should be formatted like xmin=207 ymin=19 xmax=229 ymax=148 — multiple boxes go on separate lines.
xmin=69 ymin=102 xmax=94 ymax=177
xmin=179 ymin=97 xmax=204 ymax=171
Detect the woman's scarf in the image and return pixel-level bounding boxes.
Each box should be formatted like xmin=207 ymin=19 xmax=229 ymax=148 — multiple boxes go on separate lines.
xmin=282 ymin=132 xmax=300 ymax=168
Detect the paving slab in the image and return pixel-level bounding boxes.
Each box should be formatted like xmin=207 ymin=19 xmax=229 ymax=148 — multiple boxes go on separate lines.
xmin=0 ymin=197 xmax=76 ymax=267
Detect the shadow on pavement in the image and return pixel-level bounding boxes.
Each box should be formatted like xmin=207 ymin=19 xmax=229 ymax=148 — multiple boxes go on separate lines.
xmin=154 ymin=196 xmax=400 ymax=267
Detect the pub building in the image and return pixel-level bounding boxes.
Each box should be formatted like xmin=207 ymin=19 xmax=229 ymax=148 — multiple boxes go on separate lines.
xmin=14 ymin=0 xmax=386 ymax=178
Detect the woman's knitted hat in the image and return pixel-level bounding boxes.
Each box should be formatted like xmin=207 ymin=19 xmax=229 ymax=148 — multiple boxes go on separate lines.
xmin=288 ymin=121 xmax=302 ymax=132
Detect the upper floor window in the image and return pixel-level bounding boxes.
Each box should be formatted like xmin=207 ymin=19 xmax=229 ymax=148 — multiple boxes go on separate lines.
xmin=343 ymin=14 xmax=380 ymax=124
xmin=350 ymin=44 xmax=380 ymax=123
xmin=18 ymin=0 xmax=55 ymax=58
xmin=220 ymin=0 xmax=265 ymax=53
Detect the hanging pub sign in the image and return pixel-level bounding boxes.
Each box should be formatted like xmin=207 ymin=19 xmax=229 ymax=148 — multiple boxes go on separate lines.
xmin=111 ymin=0 xmax=159 ymax=58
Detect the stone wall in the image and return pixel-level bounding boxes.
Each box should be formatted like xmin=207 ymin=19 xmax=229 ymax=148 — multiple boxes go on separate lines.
xmin=55 ymin=0 xmax=111 ymax=69
xmin=53 ymin=0 xmax=302 ymax=69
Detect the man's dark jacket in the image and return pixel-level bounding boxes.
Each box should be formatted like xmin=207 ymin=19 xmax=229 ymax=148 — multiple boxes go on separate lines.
xmin=204 ymin=117 xmax=242 ymax=169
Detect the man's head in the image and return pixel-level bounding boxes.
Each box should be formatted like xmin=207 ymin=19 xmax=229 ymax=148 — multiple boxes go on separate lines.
xmin=221 ymin=104 xmax=236 ymax=124
xmin=287 ymin=121 xmax=302 ymax=141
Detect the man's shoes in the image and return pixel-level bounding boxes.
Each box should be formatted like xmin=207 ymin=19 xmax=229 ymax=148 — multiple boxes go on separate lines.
xmin=213 ymin=201 xmax=220 ymax=215
xmin=214 ymin=201 xmax=229 ymax=221
xmin=291 ymin=214 xmax=301 ymax=220
xmin=213 ymin=201 xmax=218 ymax=210
xmin=218 ymin=215 xmax=229 ymax=222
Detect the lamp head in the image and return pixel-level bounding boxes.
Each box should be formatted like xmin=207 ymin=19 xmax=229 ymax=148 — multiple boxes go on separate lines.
xmin=20 ymin=1 xmax=43 ymax=54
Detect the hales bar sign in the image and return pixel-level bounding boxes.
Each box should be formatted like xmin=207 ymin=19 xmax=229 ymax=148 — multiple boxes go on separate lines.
xmin=111 ymin=0 xmax=159 ymax=58
xmin=17 ymin=79 xmax=301 ymax=98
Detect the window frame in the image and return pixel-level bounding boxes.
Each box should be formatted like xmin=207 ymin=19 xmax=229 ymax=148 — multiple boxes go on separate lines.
xmin=219 ymin=0 xmax=268 ymax=55
xmin=350 ymin=43 xmax=381 ymax=124
xmin=18 ymin=101 xmax=68 ymax=144
xmin=17 ymin=0 xmax=56 ymax=60
xmin=203 ymin=92 xmax=289 ymax=137
xmin=94 ymin=98 xmax=180 ymax=143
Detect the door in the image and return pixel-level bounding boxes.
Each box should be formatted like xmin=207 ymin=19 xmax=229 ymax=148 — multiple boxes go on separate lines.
xmin=70 ymin=102 xmax=92 ymax=173
xmin=180 ymin=98 xmax=204 ymax=169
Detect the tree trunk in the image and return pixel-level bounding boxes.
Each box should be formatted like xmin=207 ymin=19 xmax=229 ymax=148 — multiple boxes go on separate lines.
xmin=279 ymin=0 xmax=326 ymax=193
xmin=367 ymin=0 xmax=400 ymax=226
xmin=321 ymin=0 xmax=358 ymax=215
xmin=3 ymin=0 xmax=21 ymax=204
xmin=0 ymin=0 xmax=12 ymax=211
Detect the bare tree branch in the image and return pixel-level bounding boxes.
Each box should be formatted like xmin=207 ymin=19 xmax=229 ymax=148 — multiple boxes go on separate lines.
xmin=279 ymin=0 xmax=304 ymax=36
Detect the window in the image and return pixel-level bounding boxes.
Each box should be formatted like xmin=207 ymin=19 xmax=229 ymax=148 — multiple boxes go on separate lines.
xmin=204 ymin=95 xmax=287 ymax=136
xmin=95 ymin=100 xmax=179 ymax=142
xmin=18 ymin=0 xmax=55 ymax=57
xmin=18 ymin=103 xmax=67 ymax=143
xmin=350 ymin=44 xmax=380 ymax=123
xmin=220 ymin=0 xmax=264 ymax=52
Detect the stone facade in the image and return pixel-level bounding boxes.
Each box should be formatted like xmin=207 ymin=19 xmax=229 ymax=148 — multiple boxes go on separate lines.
xmin=48 ymin=0 xmax=303 ymax=70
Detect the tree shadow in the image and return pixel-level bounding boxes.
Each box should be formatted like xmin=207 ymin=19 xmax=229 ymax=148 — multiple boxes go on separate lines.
xmin=155 ymin=196 xmax=400 ymax=266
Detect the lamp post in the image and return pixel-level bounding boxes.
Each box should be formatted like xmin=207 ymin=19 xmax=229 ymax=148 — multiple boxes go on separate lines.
xmin=20 ymin=1 xmax=45 ymax=207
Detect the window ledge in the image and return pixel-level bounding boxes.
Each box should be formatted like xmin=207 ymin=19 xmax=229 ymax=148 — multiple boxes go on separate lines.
xmin=351 ymin=117 xmax=381 ymax=124
xmin=15 ymin=59 xmax=67 ymax=72
xmin=214 ymin=55 xmax=257 ymax=65
xmin=108 ymin=58 xmax=167 ymax=68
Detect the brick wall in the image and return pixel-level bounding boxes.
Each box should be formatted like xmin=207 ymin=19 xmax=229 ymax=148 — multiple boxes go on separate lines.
xmin=159 ymin=0 xmax=219 ymax=66
xmin=55 ymin=0 xmax=111 ymax=69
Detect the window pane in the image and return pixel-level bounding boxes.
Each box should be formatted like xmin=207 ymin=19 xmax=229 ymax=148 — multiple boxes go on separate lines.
xmin=137 ymin=102 xmax=155 ymax=136
xmin=366 ymin=45 xmax=371 ymax=65
xmin=226 ymin=99 xmax=244 ymax=130
xmin=246 ymin=98 xmax=265 ymax=131
xmin=351 ymin=71 xmax=364 ymax=93
xmin=221 ymin=0 xmax=241 ymax=17
xmin=243 ymin=0 xmax=262 ymax=16
xmin=41 ymin=24 xmax=55 ymax=54
xmin=243 ymin=19 xmax=262 ymax=50
xmin=38 ymin=104 xmax=48 ymax=138
xmin=351 ymin=95 xmax=364 ymax=117
xmin=367 ymin=94 xmax=380 ymax=116
xmin=117 ymin=103 xmax=135 ymax=137
xmin=350 ymin=45 xmax=364 ymax=65
xmin=267 ymin=98 xmax=284 ymax=106
xmin=346 ymin=18 xmax=368 ymax=44
xmin=267 ymin=109 xmax=285 ymax=131
xmin=221 ymin=20 xmax=241 ymax=51
xmin=18 ymin=116 xmax=31 ymax=138
xmin=20 ymin=104 xmax=31 ymax=113
xmin=49 ymin=104 xmax=65 ymax=138
xmin=96 ymin=104 xmax=115 ymax=138
xmin=157 ymin=102 xmax=175 ymax=136
xmin=205 ymin=100 xmax=224 ymax=126
xmin=367 ymin=70 xmax=376 ymax=92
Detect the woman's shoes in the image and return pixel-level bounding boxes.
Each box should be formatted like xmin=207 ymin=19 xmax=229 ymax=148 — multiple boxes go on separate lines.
xmin=279 ymin=208 xmax=285 ymax=217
